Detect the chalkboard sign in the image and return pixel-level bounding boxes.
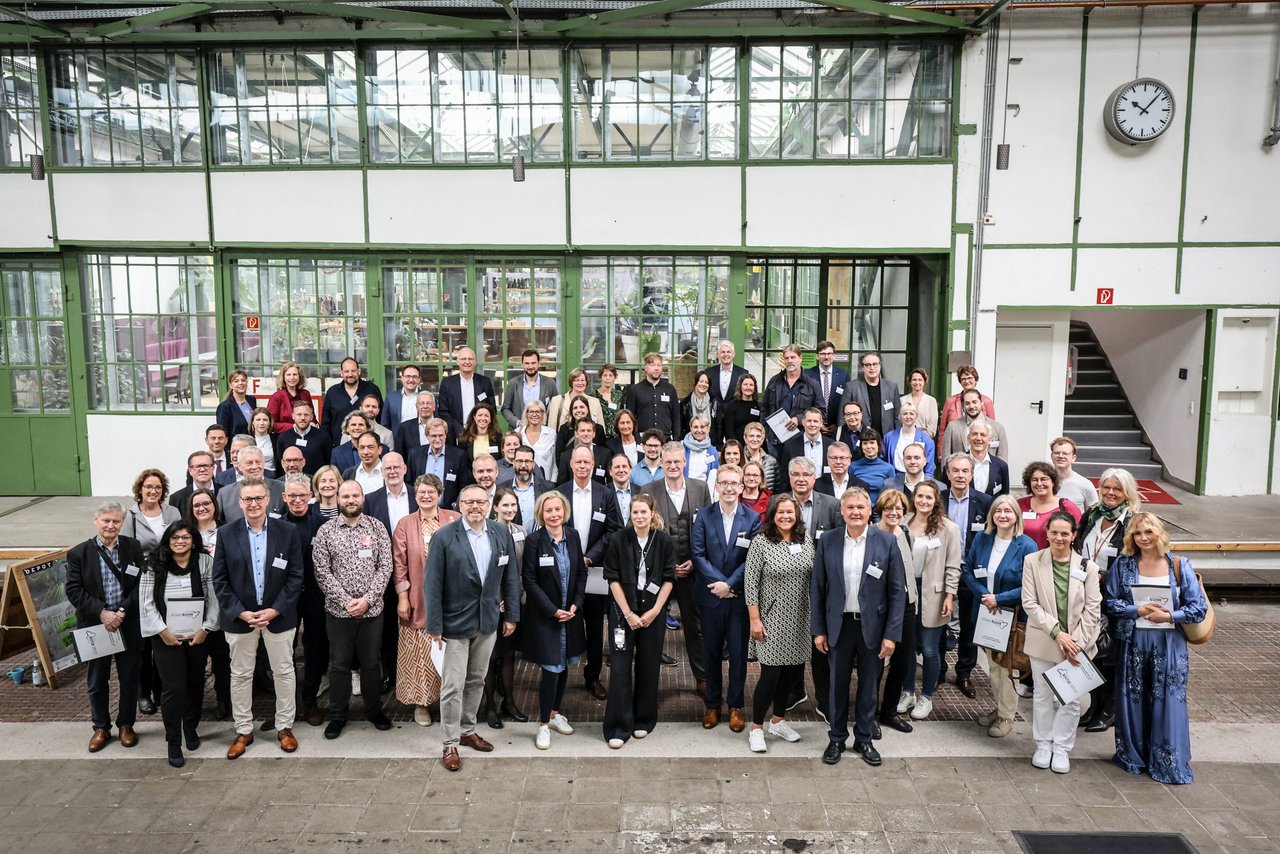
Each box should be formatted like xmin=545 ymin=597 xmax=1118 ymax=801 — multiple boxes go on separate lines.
xmin=0 ymin=550 xmax=78 ymax=688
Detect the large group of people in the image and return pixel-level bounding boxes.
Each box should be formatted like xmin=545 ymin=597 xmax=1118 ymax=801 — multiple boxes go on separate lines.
xmin=66 ymin=343 xmax=1209 ymax=783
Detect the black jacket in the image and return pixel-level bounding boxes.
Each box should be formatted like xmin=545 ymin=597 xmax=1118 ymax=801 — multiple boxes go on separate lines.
xmin=520 ymin=527 xmax=588 ymax=667
xmin=66 ymin=535 xmax=145 ymax=627
xmin=602 ymin=527 xmax=678 ymax=615
xmin=622 ymin=379 xmax=682 ymax=440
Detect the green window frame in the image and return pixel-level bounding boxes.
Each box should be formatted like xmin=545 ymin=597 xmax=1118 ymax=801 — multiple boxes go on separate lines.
xmin=476 ymin=260 xmax=563 ymax=390
xmin=208 ymin=47 xmax=359 ymax=166
xmin=570 ymin=44 xmax=737 ymax=162
xmin=381 ymin=258 xmax=470 ymax=390
xmin=2 ymin=261 xmax=68 ymax=413
xmin=748 ymin=40 xmax=952 ymax=160
xmin=229 ymin=258 xmax=369 ymax=388
xmin=366 ymin=46 xmax=564 ymax=165
xmin=1 ymin=49 xmax=43 ymax=169
xmin=81 ymin=254 xmax=218 ymax=412
xmin=47 ymin=48 xmax=202 ymax=168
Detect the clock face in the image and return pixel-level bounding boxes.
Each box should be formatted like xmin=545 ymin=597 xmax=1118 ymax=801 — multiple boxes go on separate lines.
xmin=1105 ymin=78 xmax=1176 ymax=144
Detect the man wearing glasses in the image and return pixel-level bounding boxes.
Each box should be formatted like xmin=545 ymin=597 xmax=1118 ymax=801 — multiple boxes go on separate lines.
xmin=211 ymin=476 xmax=305 ymax=759
xmin=841 ymin=351 xmax=902 ymax=437
xmin=170 ymin=451 xmax=220 ymax=512
xmin=629 ymin=429 xmax=667 ymax=488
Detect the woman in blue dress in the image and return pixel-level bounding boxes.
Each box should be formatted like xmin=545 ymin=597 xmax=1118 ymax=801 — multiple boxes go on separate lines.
xmin=1103 ymin=511 xmax=1208 ymax=784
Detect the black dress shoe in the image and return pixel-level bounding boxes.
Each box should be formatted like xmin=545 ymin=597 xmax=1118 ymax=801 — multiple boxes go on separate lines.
xmin=1084 ymin=712 xmax=1114 ymax=733
xmin=660 ymin=653 xmax=678 ymax=667
xmin=872 ymin=721 xmax=882 ymax=741
xmin=184 ymin=731 xmax=201 ymax=751
xmin=957 ymin=677 xmax=976 ymax=699
xmin=138 ymin=697 xmax=156 ymax=715
xmin=822 ymin=741 xmax=846 ymax=766
xmin=588 ymin=681 xmax=608 ymax=701
xmin=880 ymin=716 xmax=913 ymax=734
xmin=324 ymin=720 xmax=346 ymax=740
xmin=366 ymin=711 xmax=393 ymax=731
xmin=501 ymin=701 xmax=529 ymax=724
xmin=486 ymin=707 xmax=504 ymax=729
xmin=167 ymin=743 xmax=185 ymax=768
xmin=852 ymin=741 xmax=882 ymax=767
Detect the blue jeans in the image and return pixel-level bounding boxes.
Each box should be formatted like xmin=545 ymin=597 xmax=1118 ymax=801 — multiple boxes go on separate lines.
xmin=918 ymin=625 xmax=947 ymax=698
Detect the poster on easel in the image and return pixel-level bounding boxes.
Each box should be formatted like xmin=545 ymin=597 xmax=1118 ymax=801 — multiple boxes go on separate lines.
xmin=0 ymin=550 xmax=79 ymax=688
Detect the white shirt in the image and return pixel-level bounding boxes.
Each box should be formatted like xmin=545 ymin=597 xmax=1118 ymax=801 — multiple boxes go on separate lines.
xmin=986 ymin=536 xmax=1012 ymax=591
xmin=572 ymin=483 xmax=593 ymax=551
xmin=719 ymin=366 xmax=735 ymax=399
xmin=803 ymin=435 xmax=824 ymax=473
xmin=354 ymin=463 xmax=384 ymax=494
xmin=972 ymin=452 xmax=991 ymax=493
xmin=687 ymin=449 xmax=711 ymax=482
xmin=665 ymin=482 xmax=686 ymax=514
xmin=458 ymin=376 xmax=476 ymax=425
xmin=842 ymin=528 xmax=867 ymax=614
xmin=892 ymin=426 xmax=916 ymax=472
xmin=385 ymin=485 xmax=411 ymax=532
xmin=621 ymin=441 xmax=638 ymax=466
xmin=828 ymin=474 xmax=850 ymax=501
xmin=720 ymin=504 xmax=737 ymax=543
xmin=399 ymin=391 xmax=418 ymax=423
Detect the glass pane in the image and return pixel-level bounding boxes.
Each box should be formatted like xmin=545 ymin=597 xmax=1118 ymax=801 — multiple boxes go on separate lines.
xmin=42 ymin=369 xmax=71 ymax=412
xmin=881 ymin=309 xmax=909 ymax=350
xmin=6 ymin=320 xmax=34 ymax=365
xmin=781 ymin=46 xmax=813 ymax=100
xmin=10 ymin=369 xmax=38 ymax=411
xmin=883 ymin=265 xmax=911 ymax=305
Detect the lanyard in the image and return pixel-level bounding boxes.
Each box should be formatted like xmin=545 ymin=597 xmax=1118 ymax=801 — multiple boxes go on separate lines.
xmin=635 ymin=533 xmax=653 ymax=590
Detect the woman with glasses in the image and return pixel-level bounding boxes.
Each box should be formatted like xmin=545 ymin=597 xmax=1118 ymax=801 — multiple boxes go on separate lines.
xmin=124 ymin=468 xmax=182 ymax=718
xmin=517 ymin=400 xmax=558 ymax=483
xmin=183 ymin=488 xmax=231 ymax=720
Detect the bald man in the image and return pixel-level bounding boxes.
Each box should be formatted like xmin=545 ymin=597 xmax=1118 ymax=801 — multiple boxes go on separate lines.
xmin=437 ymin=347 xmax=496 ymax=438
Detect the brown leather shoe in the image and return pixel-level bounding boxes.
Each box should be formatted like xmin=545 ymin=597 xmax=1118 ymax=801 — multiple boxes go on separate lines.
xmin=304 ymin=703 xmax=324 ymax=727
xmin=88 ymin=728 xmax=110 ymax=753
xmin=226 ymin=732 xmax=254 ymax=760
xmin=728 ymin=708 xmax=747 ymax=733
xmin=702 ymin=707 xmax=721 ymax=729
xmin=695 ymin=682 xmax=707 ymax=699
xmin=459 ymin=732 xmax=494 ymax=752
xmin=118 ymin=725 xmax=138 ymax=748
xmin=277 ymin=728 xmax=298 ymax=752
xmin=957 ymin=677 xmax=976 ymax=699
xmin=441 ymin=746 xmax=461 ymax=772
xmin=585 ymin=680 xmax=608 ymax=701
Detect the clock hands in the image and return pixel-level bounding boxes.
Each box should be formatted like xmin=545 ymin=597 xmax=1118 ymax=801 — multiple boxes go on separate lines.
xmin=1128 ymin=93 xmax=1162 ymax=116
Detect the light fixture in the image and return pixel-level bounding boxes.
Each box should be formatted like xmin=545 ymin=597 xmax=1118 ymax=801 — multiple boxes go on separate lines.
xmin=996 ymin=13 xmax=1014 ymax=170
xmin=29 ymin=153 xmax=44 ymax=180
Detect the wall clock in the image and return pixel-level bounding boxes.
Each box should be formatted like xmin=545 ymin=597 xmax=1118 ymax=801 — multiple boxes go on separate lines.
xmin=1103 ymin=78 xmax=1176 ymax=144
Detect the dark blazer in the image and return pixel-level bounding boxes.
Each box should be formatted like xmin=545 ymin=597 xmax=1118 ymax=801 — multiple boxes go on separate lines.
xmin=974 ymin=454 xmax=1011 ymax=498
xmin=380 ymin=389 xmax=417 ymax=431
xmin=602 ymin=527 xmax=678 ymax=615
xmin=841 ymin=376 xmax=902 ymax=436
xmin=556 ymin=480 xmax=622 ymax=566
xmin=961 ymin=532 xmax=1038 ymax=612
xmin=804 ymin=364 xmax=853 ymax=427
xmin=275 ymin=427 xmax=330 ymax=475
xmin=762 ymin=372 xmax=819 ymax=444
xmin=321 ymin=379 xmax=383 ymax=443
xmin=407 ymin=443 xmax=472 ymax=508
xmin=810 ymin=525 xmax=906 ymax=650
xmin=215 ymin=395 xmax=258 ymax=439
xmin=556 ymin=422 xmax=607 ymax=460
xmin=437 ymin=373 xmax=498 ymax=438
xmin=704 ymin=363 xmax=748 ymax=409
xmin=66 ymin=536 xmax=145 ymax=627
xmin=501 ymin=373 xmax=559 ymax=429
xmin=814 ymin=472 xmax=871 ymax=498
xmin=424 ymin=518 xmax=521 ymax=638
xmin=210 ymin=518 xmax=304 ymax=633
xmin=214 ymin=468 xmax=240 ymax=487
xmin=520 ymin=527 xmax=588 ymax=667
xmin=363 ymin=485 xmax=419 ymax=537
xmin=330 ymin=439 xmax=390 ymax=475
xmin=942 ymin=488 xmax=994 ymax=560
xmin=557 ymin=443 xmax=612 ymax=487
xmin=792 ymin=491 xmax=842 ymax=541
xmin=170 ymin=481 xmax=220 ymax=513
xmin=778 ymin=433 xmax=833 ymax=480
xmin=690 ymin=502 xmax=762 ymax=610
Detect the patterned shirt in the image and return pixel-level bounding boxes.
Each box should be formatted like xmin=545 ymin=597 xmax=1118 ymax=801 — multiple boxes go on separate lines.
xmin=311 ymin=514 xmax=394 ymax=619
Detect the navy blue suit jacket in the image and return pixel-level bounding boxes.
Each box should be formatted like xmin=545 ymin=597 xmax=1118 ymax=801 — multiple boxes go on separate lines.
xmin=804 ymin=364 xmax=852 ymax=427
xmin=810 ymin=525 xmax=906 ymax=650
xmin=329 ymin=440 xmax=390 ymax=475
xmin=363 ymin=485 xmax=419 ymax=537
xmin=407 ymin=443 xmax=472 ymax=508
xmin=942 ymin=488 xmax=994 ymax=562
xmin=216 ymin=395 xmax=257 ymax=439
xmin=690 ymin=502 xmax=761 ymax=610
xmin=437 ymin=373 xmax=498 ymax=438
xmin=210 ymin=518 xmax=304 ymax=633
xmin=556 ymin=480 xmax=622 ymax=567
xmin=704 ymin=363 xmax=749 ymax=409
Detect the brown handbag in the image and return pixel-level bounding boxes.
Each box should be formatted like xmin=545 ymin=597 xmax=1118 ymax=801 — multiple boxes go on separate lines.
xmin=1171 ymin=555 xmax=1215 ymax=645
xmin=992 ymin=610 xmax=1031 ymax=675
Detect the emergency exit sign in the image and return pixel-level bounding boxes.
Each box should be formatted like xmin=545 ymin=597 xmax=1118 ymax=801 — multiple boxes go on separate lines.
xmin=1096 ymin=288 xmax=1114 ymax=305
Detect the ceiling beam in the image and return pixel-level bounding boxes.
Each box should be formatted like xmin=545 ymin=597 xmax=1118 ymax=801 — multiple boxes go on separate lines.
xmin=542 ymin=0 xmax=715 ymax=33
xmin=807 ymin=0 xmax=971 ymax=29
xmin=88 ymin=3 xmax=214 ymax=38
xmin=0 ymin=3 xmax=69 ymax=37
xmin=281 ymin=1 xmax=510 ymax=33
xmin=972 ymin=0 xmax=1014 ymax=28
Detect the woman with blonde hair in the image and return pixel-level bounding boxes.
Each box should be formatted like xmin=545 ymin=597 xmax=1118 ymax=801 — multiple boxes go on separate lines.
xmin=903 ymin=480 xmax=960 ymax=721
xmin=267 ymin=361 xmax=312 ymax=434
xmin=548 ymin=368 xmax=606 ymax=432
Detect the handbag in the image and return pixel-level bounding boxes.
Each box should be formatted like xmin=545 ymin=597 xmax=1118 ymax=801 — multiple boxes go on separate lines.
xmin=1171 ymin=555 xmax=1215 ymax=645
xmin=992 ymin=609 xmax=1031 ymax=675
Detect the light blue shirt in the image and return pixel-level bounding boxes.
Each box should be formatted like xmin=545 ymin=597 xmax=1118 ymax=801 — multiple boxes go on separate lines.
xmin=513 ymin=482 xmax=537 ymax=535
xmin=246 ymin=520 xmax=269 ymax=604
xmin=522 ymin=378 xmax=542 ymax=409
xmin=614 ymin=485 xmax=632 ymax=523
xmin=466 ymin=524 xmax=492 ymax=585
xmin=424 ymin=446 xmax=446 ymax=481
xmin=947 ymin=490 xmax=970 ymax=550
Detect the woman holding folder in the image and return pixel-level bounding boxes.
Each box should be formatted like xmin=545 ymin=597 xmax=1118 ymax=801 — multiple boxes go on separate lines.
xmin=1103 ymin=512 xmax=1208 ymax=784
xmin=962 ymin=495 xmax=1037 ymax=738
xmin=138 ymin=520 xmax=221 ymax=767
xmin=1021 ymin=511 xmax=1101 ymax=774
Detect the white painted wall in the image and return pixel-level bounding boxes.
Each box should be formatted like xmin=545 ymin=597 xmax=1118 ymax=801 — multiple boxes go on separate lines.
xmin=86 ymin=414 xmax=212 ymax=497
xmin=571 ymin=167 xmax=740 ymax=247
xmin=53 ymin=172 xmax=209 ymax=243
xmin=210 ymin=171 xmax=363 ymax=245
xmin=0 ymin=175 xmax=54 ymax=249
xmin=1075 ymin=309 xmax=1205 ymax=486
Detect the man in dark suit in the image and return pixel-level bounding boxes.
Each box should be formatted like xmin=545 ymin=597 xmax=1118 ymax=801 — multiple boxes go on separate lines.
xmin=962 ymin=421 xmax=1011 ymax=498
xmin=214 ymin=435 xmax=255 ymax=487
xmin=557 ymin=418 xmax=611 ymax=486
xmin=171 ymin=450 xmax=220 ymax=512
xmin=211 ymin=476 xmax=305 ymax=759
xmin=811 ymin=488 xmax=906 ymax=767
xmin=408 ymin=418 xmax=471 ymax=508
xmin=437 ymin=346 xmax=497 ymax=439
xmin=805 ymin=340 xmax=853 ymax=432
xmin=363 ymin=451 xmax=417 ymax=691
xmin=705 ymin=339 xmax=748 ymax=414
xmin=275 ymin=399 xmax=329 ymax=475
xmin=606 ymin=453 xmax=642 ymax=524
xmin=941 ymin=452 xmax=994 ymax=699
xmin=395 ymin=392 xmax=442 ymax=457
xmin=500 ymin=349 xmax=558 ymax=430
xmin=66 ymin=501 xmax=146 ymax=753
xmin=321 ymin=357 xmax=383 ymax=445
xmin=424 ymin=484 xmax=520 ymax=772
xmin=778 ymin=408 xmax=833 ymax=481
xmin=642 ymin=441 xmax=713 ymax=695
xmin=508 ymin=445 xmax=552 ymax=532
xmin=814 ymin=442 xmax=870 ymax=502
xmin=558 ymin=445 xmax=623 ymax=700
xmin=204 ymin=424 xmax=232 ymax=478
xmin=840 ymin=351 xmax=902 ymax=437
xmin=380 ymin=363 xmax=423 ymax=431
xmin=277 ymin=446 xmax=308 ymax=480
xmin=217 ymin=447 xmax=286 ymax=523
xmin=691 ymin=465 xmax=761 ymax=733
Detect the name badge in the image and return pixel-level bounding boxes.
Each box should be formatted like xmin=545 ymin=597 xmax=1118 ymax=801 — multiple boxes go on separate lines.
xmin=607 ymin=401 xmax=618 ymax=410
xmin=595 ymin=467 xmax=605 ymax=478
xmin=445 ymin=472 xmax=457 ymax=481
xmin=1070 ymin=566 xmax=1087 ymax=582
xmin=990 ymin=440 xmax=1000 ymax=448
xmin=477 ymin=392 xmax=488 ymax=401
xmin=269 ymin=512 xmax=282 ymax=519
xmin=498 ymin=554 xmax=509 ymax=566
xmin=645 ymin=581 xmax=661 ymax=595
xmin=513 ymin=530 xmax=526 ymax=542
xmin=660 ymin=395 xmax=670 ymax=403
xmin=124 ymin=564 xmax=140 ymax=577
xmin=835 ymin=386 xmax=844 ymax=395
xmin=750 ymin=408 xmax=760 ymax=416
xmin=823 ymin=466 xmax=831 ymax=474
xmin=1100 ymin=546 xmax=1117 ymax=559
xmin=539 ymin=555 xmax=555 ymax=567
xmin=272 ymin=557 xmax=288 ymax=569
xmin=866 ymin=564 xmax=883 ymax=579
xmin=1022 ymin=511 xmax=1037 ymax=520
xmin=926 ymin=538 xmax=941 ymax=551
xmin=296 ymin=439 xmax=307 ymax=447
xmin=788 ymin=543 xmax=803 ymax=555
xmin=971 ymin=522 xmax=984 ymax=532
xmin=992 ymin=482 xmax=1003 ymax=492
xmin=883 ymin=401 xmax=894 ymax=410
xmin=358 ymin=548 xmax=373 ymax=559
xmin=975 ymin=567 xmax=989 ymax=578
xmin=814 ymin=529 xmax=823 ymax=540
xmin=592 ymin=511 xmax=606 ymax=522
xmin=735 ymin=536 xmax=751 ymax=549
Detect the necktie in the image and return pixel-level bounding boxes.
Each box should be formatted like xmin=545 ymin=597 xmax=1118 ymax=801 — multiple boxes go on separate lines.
xmin=822 ymin=371 xmax=830 ymax=407
xmin=215 ymin=459 xmax=223 ymax=475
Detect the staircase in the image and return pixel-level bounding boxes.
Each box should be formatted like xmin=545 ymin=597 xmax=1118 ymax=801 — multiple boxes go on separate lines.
xmin=1063 ymin=323 xmax=1163 ymax=481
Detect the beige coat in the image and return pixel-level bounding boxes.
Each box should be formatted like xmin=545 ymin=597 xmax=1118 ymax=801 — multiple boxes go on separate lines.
xmin=548 ymin=393 xmax=605 ymax=431
xmin=909 ymin=516 xmax=961 ymax=628
xmin=887 ymin=527 xmax=920 ymax=609
xmin=1020 ymin=548 xmax=1101 ymax=662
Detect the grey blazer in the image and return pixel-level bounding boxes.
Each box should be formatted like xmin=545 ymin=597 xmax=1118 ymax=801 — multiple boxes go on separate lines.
xmin=841 ymin=376 xmax=902 ymax=436
xmin=424 ymin=518 xmax=521 ymax=639
xmin=501 ymin=374 xmax=559 ymax=429
xmin=791 ymin=491 xmax=841 ymax=542
xmin=217 ymin=478 xmax=287 ymax=523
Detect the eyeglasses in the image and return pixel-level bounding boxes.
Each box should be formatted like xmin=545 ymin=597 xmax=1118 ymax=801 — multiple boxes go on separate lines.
xmin=191 ymin=463 xmax=213 ymax=470
xmin=169 ymin=534 xmax=194 ymax=542
xmin=717 ymin=480 xmax=742 ymax=489
xmin=285 ymin=493 xmax=311 ymax=501
xmin=191 ymin=501 xmax=214 ymax=510
xmin=861 ymin=361 xmax=880 ymax=367
xmin=241 ymin=495 xmax=268 ymax=504
xmin=460 ymin=498 xmax=488 ymax=506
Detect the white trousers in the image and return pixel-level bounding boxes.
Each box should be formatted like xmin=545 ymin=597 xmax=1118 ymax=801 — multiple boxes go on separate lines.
xmin=1029 ymin=655 xmax=1080 ymax=754
xmin=227 ymin=626 xmax=297 ymax=735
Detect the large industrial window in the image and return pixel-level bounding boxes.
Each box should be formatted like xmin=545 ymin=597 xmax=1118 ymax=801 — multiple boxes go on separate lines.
xmin=366 ymin=47 xmax=564 ymax=164
xmin=208 ymin=48 xmax=359 ymax=165
xmin=47 ymin=49 xmax=202 ymax=167
xmin=570 ymin=44 xmax=737 ymax=161
xmin=580 ymin=256 xmax=729 ymax=389
xmin=381 ymin=259 xmax=470 ymax=390
xmin=2 ymin=261 xmax=67 ymax=412
xmin=1 ymin=50 xmax=42 ymax=169
xmin=81 ymin=254 xmax=217 ymax=411
xmin=230 ymin=258 xmax=368 ymax=388
xmin=477 ymin=261 xmax=562 ymax=392
xmin=748 ymin=41 xmax=951 ymax=160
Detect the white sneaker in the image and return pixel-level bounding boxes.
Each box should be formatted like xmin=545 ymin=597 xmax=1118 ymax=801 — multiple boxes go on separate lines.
xmin=1014 ymin=681 xmax=1033 ymax=698
xmin=414 ymin=706 xmax=433 ymax=727
xmin=1032 ymin=745 xmax=1052 ymax=769
xmin=748 ymin=728 xmax=767 ymax=753
xmin=535 ymin=725 xmax=551 ymax=750
xmin=1051 ymin=751 xmax=1070 ymax=774
xmin=548 ymin=713 xmax=574 ymax=735
xmin=607 ymin=738 xmax=625 ymax=750
xmin=909 ymin=696 xmax=933 ymax=721
xmin=632 ymin=729 xmax=649 ymax=739
xmin=897 ymin=691 xmax=915 ymax=715
xmin=767 ymin=720 xmax=802 ymax=743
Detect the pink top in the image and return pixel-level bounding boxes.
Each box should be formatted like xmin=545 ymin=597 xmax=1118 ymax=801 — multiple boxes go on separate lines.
xmin=1017 ymin=495 xmax=1082 ymax=549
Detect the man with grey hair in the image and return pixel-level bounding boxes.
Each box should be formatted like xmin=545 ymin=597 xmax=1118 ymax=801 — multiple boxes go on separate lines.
xmin=964 ymin=421 xmax=1010 ymax=498
xmin=67 ymin=500 xmax=147 ymax=752
xmin=215 ymin=433 xmax=256 ymax=486
xmin=705 ymin=339 xmax=748 ymax=415
xmin=218 ymin=445 xmax=286 ymax=523
xmin=940 ymin=452 xmax=992 ymax=700
xmin=396 ymin=391 xmax=441 ymax=457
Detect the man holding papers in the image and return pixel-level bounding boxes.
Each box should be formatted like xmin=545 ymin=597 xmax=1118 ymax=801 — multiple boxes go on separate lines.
xmin=67 ymin=501 xmax=147 ymax=753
